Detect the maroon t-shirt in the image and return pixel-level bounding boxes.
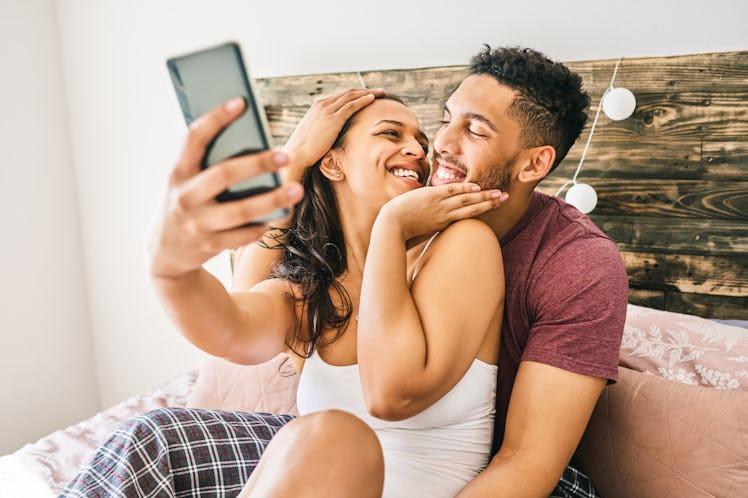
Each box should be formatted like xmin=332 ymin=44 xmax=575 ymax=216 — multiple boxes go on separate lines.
xmin=492 ymin=191 xmax=628 ymax=453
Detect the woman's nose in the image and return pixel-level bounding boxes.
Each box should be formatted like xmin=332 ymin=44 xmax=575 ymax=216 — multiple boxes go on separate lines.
xmin=403 ymin=137 xmax=426 ymax=159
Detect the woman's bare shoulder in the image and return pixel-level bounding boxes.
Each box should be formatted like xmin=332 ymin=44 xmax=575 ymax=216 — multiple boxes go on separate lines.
xmin=438 ymin=218 xmax=499 ymax=249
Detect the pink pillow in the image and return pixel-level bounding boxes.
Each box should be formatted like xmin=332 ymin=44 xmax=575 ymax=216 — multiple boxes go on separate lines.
xmin=621 ymin=304 xmax=748 ymax=391
xmin=186 ymin=353 xmax=299 ymax=416
xmin=577 ymin=366 xmax=748 ymax=498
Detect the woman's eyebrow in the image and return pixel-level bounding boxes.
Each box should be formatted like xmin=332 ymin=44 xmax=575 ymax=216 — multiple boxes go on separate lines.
xmin=374 ymin=119 xmax=404 ymax=128
xmin=374 ymin=119 xmax=429 ymax=145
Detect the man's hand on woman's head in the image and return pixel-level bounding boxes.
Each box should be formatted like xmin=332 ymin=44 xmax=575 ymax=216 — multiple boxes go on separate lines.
xmin=377 ymin=183 xmax=508 ymax=241
xmin=282 ymin=88 xmax=385 ymax=182
xmin=146 ymin=98 xmax=304 ymax=280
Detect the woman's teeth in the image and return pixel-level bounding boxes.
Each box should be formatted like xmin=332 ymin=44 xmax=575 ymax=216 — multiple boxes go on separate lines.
xmin=390 ymin=168 xmax=420 ymax=181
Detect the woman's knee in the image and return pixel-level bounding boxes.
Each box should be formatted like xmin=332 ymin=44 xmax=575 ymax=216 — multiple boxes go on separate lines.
xmin=290 ymin=410 xmax=378 ymax=448
xmin=244 ymin=410 xmax=384 ymax=498
xmin=275 ymin=410 xmax=382 ymax=469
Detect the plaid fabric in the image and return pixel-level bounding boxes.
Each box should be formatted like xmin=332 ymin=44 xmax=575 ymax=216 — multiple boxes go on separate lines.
xmin=59 ymin=407 xmax=294 ymax=498
xmin=549 ymin=463 xmax=600 ymax=498
xmin=60 ymin=406 xmax=597 ymax=497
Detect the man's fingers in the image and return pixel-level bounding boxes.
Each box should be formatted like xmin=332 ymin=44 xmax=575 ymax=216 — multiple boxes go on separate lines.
xmin=196 ymin=181 xmax=304 ymax=232
xmin=178 ymin=150 xmax=289 ymax=208
xmin=172 ymin=97 xmax=246 ymax=183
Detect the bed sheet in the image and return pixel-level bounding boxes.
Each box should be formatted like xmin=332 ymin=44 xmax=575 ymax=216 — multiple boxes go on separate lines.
xmin=0 ymin=370 xmax=196 ymax=497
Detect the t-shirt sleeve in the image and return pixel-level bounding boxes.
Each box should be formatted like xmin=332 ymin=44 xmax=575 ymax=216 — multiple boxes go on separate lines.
xmin=521 ymin=235 xmax=628 ymax=381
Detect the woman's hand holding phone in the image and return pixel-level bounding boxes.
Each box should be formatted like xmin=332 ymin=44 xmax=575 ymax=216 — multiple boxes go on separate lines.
xmin=146 ymin=98 xmax=304 ymax=281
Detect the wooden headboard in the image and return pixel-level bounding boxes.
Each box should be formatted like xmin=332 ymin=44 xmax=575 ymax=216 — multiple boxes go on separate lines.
xmin=254 ymin=51 xmax=748 ymax=319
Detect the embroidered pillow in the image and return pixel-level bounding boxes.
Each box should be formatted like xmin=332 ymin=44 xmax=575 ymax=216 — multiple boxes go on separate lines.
xmin=620 ymin=304 xmax=748 ymax=391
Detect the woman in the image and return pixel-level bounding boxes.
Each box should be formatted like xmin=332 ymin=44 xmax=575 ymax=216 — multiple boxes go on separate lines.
xmin=63 ymin=94 xmax=505 ymax=498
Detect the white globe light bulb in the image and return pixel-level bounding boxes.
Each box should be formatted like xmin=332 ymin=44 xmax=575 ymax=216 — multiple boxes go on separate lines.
xmin=602 ymin=87 xmax=636 ymax=121
xmin=565 ymin=183 xmax=598 ymax=214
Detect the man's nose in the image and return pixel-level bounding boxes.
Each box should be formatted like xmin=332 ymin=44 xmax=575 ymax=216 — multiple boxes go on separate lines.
xmin=433 ymin=123 xmax=459 ymax=156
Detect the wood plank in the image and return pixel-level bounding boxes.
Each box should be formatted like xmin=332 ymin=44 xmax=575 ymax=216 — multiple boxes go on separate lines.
xmin=663 ymin=292 xmax=747 ymax=320
xmin=590 ymin=216 xmax=748 ymax=256
xmin=628 ymin=288 xmax=665 ymax=309
xmin=553 ymin=140 xmax=703 ymax=180
xmin=627 ymin=289 xmax=747 ymax=319
xmin=565 ymin=51 xmax=748 ymax=95
xmin=701 ymin=141 xmax=748 ymax=179
xmin=555 ymin=140 xmax=747 ymax=182
xmin=579 ymin=94 xmax=748 ymax=143
xmin=620 ymin=250 xmax=747 ymax=297
xmin=538 ymin=178 xmax=748 ymax=220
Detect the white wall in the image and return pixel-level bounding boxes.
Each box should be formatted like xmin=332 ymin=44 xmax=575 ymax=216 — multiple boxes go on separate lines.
xmin=2 ymin=0 xmax=745 ymax=449
xmin=0 ymin=0 xmax=99 ymax=454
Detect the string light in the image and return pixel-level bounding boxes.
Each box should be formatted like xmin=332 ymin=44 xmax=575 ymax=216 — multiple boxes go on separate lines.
xmin=556 ymin=58 xmax=636 ymax=214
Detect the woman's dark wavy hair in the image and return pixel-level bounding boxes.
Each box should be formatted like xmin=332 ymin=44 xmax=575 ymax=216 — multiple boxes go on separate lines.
xmin=469 ymin=45 xmax=590 ymax=173
xmin=270 ymin=94 xmax=405 ymax=357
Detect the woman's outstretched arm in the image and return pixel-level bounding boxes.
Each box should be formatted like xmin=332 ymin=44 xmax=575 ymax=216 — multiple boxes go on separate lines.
xmin=147 ymin=99 xmax=301 ymax=364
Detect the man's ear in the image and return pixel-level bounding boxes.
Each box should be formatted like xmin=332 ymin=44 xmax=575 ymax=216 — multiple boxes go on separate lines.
xmin=517 ymin=145 xmax=556 ymax=183
xmin=319 ymin=152 xmax=344 ymax=181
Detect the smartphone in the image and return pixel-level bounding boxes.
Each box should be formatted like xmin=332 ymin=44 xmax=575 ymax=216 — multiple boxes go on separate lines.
xmin=166 ymin=42 xmax=288 ymax=222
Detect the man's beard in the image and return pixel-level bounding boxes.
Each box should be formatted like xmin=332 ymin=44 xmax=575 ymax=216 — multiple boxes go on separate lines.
xmin=430 ymin=152 xmax=515 ymax=191
xmin=470 ymin=153 xmax=516 ymax=192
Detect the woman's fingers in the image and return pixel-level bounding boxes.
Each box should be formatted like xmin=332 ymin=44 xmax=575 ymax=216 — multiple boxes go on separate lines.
xmin=172 ymin=97 xmax=246 ymax=184
xmin=426 ymin=183 xmax=507 ymax=211
xmin=176 ymin=150 xmax=289 ymax=208
xmin=329 ymin=88 xmax=385 ymax=114
xmin=442 ymin=198 xmax=503 ymax=220
xmin=194 ymin=182 xmax=304 ymax=232
xmin=444 ymin=189 xmax=507 ymax=211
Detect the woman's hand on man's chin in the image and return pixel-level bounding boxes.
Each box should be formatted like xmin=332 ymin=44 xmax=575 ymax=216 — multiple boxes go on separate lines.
xmin=377 ymin=183 xmax=508 ymax=241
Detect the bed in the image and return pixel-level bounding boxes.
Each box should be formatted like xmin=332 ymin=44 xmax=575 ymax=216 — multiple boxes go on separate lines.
xmin=2 ymin=49 xmax=746 ymax=497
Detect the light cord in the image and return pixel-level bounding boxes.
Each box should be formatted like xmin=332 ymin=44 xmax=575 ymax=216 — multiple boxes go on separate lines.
xmin=556 ymin=57 xmax=623 ymax=196
xmin=357 ymin=71 xmax=367 ymax=89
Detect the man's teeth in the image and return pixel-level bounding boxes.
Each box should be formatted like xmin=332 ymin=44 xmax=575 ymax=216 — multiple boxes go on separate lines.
xmin=435 ymin=168 xmax=460 ymax=180
xmin=390 ymin=168 xmax=420 ymax=181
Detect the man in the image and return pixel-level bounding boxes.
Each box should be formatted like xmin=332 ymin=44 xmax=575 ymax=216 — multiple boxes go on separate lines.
xmin=63 ymin=46 xmax=627 ymax=497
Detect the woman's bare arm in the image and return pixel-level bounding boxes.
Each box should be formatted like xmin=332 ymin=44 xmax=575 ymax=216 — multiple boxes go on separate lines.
xmin=358 ymin=209 xmax=504 ymax=420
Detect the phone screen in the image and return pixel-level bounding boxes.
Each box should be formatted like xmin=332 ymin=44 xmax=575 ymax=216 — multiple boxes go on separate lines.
xmin=167 ymin=43 xmax=281 ymax=199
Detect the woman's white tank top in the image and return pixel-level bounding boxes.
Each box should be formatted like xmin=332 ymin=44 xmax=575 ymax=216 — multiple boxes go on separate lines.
xmin=296 ymin=233 xmax=497 ymax=497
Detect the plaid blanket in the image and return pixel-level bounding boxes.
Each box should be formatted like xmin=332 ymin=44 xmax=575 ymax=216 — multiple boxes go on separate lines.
xmin=60 ymin=407 xmax=598 ymax=497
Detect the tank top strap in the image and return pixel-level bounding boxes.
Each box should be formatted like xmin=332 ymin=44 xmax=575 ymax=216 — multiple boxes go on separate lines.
xmin=411 ymin=231 xmax=440 ymax=283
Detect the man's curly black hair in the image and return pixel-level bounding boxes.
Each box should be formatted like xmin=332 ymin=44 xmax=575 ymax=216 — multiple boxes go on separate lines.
xmin=469 ymin=46 xmax=590 ymax=173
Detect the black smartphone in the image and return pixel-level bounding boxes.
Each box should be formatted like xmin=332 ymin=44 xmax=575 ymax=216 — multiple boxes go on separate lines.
xmin=166 ymin=42 xmax=288 ymax=222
